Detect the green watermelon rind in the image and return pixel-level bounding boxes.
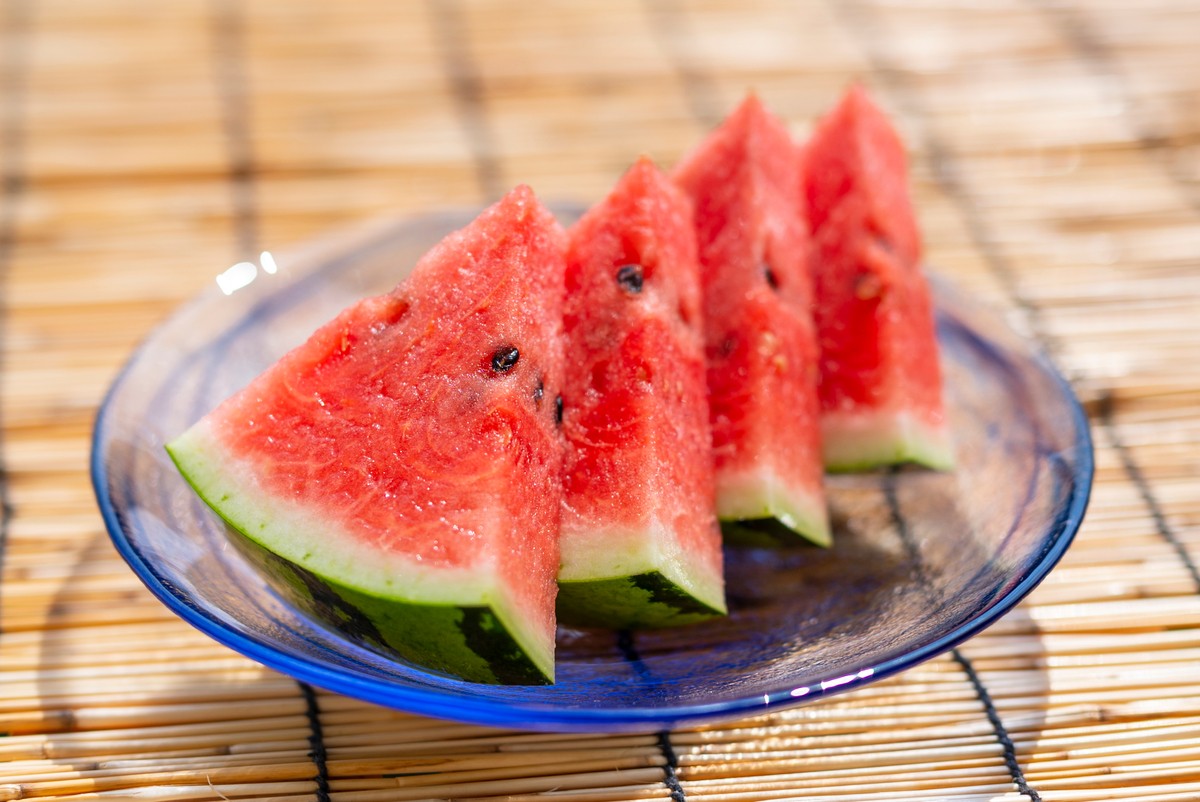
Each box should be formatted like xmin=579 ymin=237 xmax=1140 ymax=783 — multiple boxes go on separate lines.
xmin=165 ymin=419 xmax=554 ymax=685
xmin=821 ymin=409 xmax=954 ymax=474
xmin=555 ymin=521 xmax=726 ymax=628
xmin=556 ymin=573 xmax=724 ymax=629
xmin=719 ymin=518 xmax=817 ymax=548
xmin=714 ymin=469 xmax=831 ymax=548
xmin=225 ymin=527 xmax=549 ymax=684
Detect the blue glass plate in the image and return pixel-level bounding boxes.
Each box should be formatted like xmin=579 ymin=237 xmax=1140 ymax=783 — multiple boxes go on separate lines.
xmin=92 ymin=207 xmax=1093 ymax=733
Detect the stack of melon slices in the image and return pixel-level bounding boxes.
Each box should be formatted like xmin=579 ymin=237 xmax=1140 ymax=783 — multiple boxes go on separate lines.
xmin=166 ymin=86 xmax=951 ymax=685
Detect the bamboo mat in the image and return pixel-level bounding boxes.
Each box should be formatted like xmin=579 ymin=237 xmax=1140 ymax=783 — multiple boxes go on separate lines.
xmin=3 ymin=0 xmax=1200 ymax=799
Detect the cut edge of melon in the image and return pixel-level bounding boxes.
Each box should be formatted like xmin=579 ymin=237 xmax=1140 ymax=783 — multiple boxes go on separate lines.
xmin=165 ymin=419 xmax=555 ymax=684
xmin=714 ymin=470 xmax=831 ymax=547
xmin=556 ymin=520 xmax=726 ymax=628
xmin=821 ymin=408 xmax=954 ymax=473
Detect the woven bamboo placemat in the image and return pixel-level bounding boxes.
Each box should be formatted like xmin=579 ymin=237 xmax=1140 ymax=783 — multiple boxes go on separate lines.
xmin=3 ymin=0 xmax=1200 ymax=799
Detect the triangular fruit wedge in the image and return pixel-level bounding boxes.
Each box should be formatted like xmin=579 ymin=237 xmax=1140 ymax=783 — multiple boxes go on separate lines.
xmin=167 ymin=186 xmax=566 ymax=685
xmin=672 ymin=94 xmax=830 ymax=547
xmin=802 ymin=86 xmax=953 ymax=471
xmin=557 ymin=157 xmax=726 ymax=628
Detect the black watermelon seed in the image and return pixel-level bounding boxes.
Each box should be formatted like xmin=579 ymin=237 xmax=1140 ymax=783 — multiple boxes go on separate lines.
xmin=763 ymin=263 xmax=780 ymax=290
xmin=491 ymin=345 xmax=520 ymax=373
xmin=616 ymin=264 xmax=644 ymax=294
xmin=533 ymin=377 xmax=545 ymax=405
xmin=555 ymin=394 xmax=564 ymax=425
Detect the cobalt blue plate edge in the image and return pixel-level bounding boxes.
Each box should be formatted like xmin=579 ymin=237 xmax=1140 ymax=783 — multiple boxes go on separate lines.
xmin=92 ymin=206 xmax=1093 ymax=733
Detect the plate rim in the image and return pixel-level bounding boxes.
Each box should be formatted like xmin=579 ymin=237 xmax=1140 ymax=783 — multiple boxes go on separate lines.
xmin=90 ymin=210 xmax=1095 ymax=733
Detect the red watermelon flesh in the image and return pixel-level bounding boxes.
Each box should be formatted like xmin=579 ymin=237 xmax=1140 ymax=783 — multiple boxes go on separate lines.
xmin=672 ymin=94 xmax=830 ymax=546
xmin=166 ymin=186 xmax=566 ymax=684
xmin=803 ymin=86 xmax=952 ymax=471
xmin=558 ymin=156 xmax=725 ymax=628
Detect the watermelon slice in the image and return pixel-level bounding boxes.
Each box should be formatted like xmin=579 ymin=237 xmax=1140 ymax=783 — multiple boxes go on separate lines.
xmin=166 ymin=186 xmax=566 ymax=685
xmin=557 ymin=157 xmax=726 ymax=628
xmin=803 ymin=86 xmax=953 ymax=471
xmin=672 ymin=94 xmax=830 ymax=547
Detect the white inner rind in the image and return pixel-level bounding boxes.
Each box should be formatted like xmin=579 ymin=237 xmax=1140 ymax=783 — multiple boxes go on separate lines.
xmin=165 ymin=418 xmax=554 ymax=678
xmin=715 ymin=468 xmax=831 ymax=547
xmin=821 ymin=408 xmax=954 ymax=472
xmin=557 ymin=518 xmax=725 ymax=613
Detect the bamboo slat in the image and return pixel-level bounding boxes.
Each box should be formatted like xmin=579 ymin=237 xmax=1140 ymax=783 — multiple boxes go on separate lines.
xmin=3 ymin=0 xmax=1200 ymax=800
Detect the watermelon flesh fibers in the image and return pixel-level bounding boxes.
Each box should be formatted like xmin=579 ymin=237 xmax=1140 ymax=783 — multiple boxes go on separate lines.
xmin=558 ymin=157 xmax=726 ymax=628
xmin=167 ymin=186 xmax=566 ymax=684
xmin=162 ymin=89 xmax=956 ymax=685
xmin=803 ymin=85 xmax=952 ymax=471
xmin=673 ymin=94 xmax=830 ymax=547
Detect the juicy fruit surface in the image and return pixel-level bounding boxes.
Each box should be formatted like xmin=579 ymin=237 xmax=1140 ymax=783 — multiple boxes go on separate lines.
xmin=168 ymin=186 xmax=566 ymax=683
xmin=163 ymin=89 xmax=953 ymax=684
xmin=559 ymin=157 xmax=726 ymax=627
xmin=805 ymin=87 xmax=920 ymax=268
xmin=672 ymin=94 xmax=829 ymax=545
xmin=214 ymin=191 xmax=564 ymax=570
xmin=803 ymin=86 xmax=951 ymax=470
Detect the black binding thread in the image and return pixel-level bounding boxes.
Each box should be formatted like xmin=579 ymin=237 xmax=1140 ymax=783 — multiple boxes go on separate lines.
xmin=209 ymin=0 xmax=260 ymax=258
xmin=656 ymin=730 xmax=687 ymax=802
xmin=953 ymin=650 xmax=1042 ymax=801
xmin=830 ymin=0 xmax=1067 ymax=370
xmin=639 ymin=0 xmax=725 ymax=129
xmin=209 ymin=4 xmax=332 ymax=796
xmin=617 ymin=631 xmax=687 ymax=800
xmin=645 ymin=3 xmax=1038 ymax=796
xmin=887 ymin=471 xmax=1041 ymax=799
xmin=1030 ymin=1 xmax=1200 ymax=593
xmin=0 ymin=0 xmax=32 ymax=642
xmin=299 ymin=682 xmax=332 ymax=802
xmin=1032 ymin=0 xmax=1200 ymax=215
xmin=1098 ymin=393 xmax=1200 ymax=593
xmin=428 ymin=0 xmax=504 ymax=201
xmin=615 ymin=629 xmax=651 ymax=680
xmin=835 ymin=3 xmax=1051 ymax=787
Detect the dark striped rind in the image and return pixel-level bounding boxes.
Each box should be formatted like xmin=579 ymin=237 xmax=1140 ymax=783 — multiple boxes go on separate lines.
xmin=721 ymin=518 xmax=822 ymax=548
xmin=227 ymin=523 xmax=551 ymax=686
xmin=557 ymin=570 xmax=725 ymax=630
